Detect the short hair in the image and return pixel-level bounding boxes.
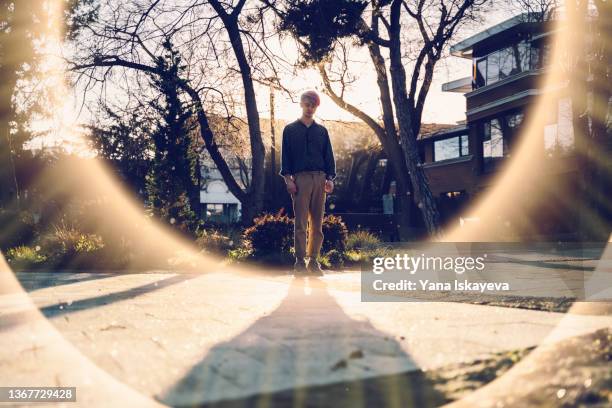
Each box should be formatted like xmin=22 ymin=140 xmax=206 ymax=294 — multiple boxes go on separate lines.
xmin=300 ymin=90 xmax=320 ymax=107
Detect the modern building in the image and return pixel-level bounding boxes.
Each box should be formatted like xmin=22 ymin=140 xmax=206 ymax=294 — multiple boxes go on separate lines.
xmin=417 ymin=12 xmax=579 ymax=232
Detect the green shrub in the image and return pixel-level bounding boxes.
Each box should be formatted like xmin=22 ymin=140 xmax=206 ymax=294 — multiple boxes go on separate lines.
xmin=6 ymin=246 xmax=47 ymax=269
xmin=343 ymin=249 xmax=362 ymax=263
xmin=243 ymin=212 xmax=294 ymax=260
xmin=319 ymin=254 xmax=330 ymax=269
xmin=197 ymin=222 xmax=244 ymax=249
xmin=49 ymin=222 xmax=81 ymax=254
xmin=240 ymin=212 xmax=348 ymax=267
xmin=72 ymin=235 xmax=117 ymax=270
xmin=75 ymin=234 xmax=105 ymax=253
xmin=196 ymin=229 xmax=233 ymax=255
xmin=37 ymin=223 xmax=77 ymax=266
xmin=325 ymin=249 xmax=344 ymax=269
xmin=227 ymin=247 xmax=251 ymax=264
xmin=322 ymin=215 xmax=348 ymax=253
xmin=346 ymin=230 xmax=381 ymax=252
xmin=45 ymin=222 xmax=103 ymax=253
xmin=39 ymin=222 xmax=125 ymax=269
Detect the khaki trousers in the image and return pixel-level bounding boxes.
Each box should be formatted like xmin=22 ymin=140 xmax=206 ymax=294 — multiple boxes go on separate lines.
xmin=290 ymin=171 xmax=327 ymax=260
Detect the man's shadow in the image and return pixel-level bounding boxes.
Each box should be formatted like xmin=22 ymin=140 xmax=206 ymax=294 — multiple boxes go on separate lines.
xmin=160 ymin=277 xmax=446 ymax=408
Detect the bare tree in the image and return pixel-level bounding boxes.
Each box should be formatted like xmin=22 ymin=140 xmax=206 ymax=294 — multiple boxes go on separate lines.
xmin=268 ymin=0 xmax=489 ymax=237
xmin=317 ymin=37 xmax=415 ymax=237
xmin=506 ymin=0 xmax=558 ymax=20
xmin=69 ymin=0 xmax=278 ymax=224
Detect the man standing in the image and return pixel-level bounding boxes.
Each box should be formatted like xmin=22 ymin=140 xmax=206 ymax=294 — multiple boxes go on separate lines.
xmin=280 ymin=90 xmax=336 ymax=275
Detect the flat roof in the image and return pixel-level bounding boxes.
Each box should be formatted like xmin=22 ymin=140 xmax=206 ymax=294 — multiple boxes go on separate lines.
xmin=450 ymin=13 xmax=543 ymax=58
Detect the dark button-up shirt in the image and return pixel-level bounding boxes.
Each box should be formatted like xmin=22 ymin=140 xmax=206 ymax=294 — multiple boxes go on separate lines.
xmin=279 ymin=119 xmax=336 ymax=180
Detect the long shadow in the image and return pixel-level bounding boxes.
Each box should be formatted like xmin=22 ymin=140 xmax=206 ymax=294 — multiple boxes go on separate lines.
xmin=160 ymin=277 xmax=447 ymax=408
xmin=0 ymin=273 xmax=194 ymax=332
xmin=14 ymin=272 xmax=117 ymax=292
xmin=38 ymin=273 xmax=195 ymax=318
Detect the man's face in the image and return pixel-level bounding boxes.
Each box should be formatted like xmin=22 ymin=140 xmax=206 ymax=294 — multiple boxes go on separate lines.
xmin=300 ymin=98 xmax=318 ymax=118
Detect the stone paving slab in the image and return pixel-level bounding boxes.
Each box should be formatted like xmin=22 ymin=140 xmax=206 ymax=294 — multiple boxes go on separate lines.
xmin=1 ymin=270 xmax=611 ymax=407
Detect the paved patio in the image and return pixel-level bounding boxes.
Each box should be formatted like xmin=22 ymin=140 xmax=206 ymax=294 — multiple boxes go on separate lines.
xmin=1 ymin=253 xmax=610 ymax=407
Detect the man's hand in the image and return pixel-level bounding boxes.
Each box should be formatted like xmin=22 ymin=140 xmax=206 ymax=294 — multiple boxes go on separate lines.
xmin=285 ymin=177 xmax=297 ymax=194
xmin=324 ymin=179 xmax=334 ymax=193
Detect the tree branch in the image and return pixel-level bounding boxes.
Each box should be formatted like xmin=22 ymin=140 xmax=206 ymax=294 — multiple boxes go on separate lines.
xmin=318 ymin=62 xmax=386 ymax=137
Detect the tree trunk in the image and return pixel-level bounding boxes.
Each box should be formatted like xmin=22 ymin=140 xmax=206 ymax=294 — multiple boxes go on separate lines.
xmin=182 ymin=85 xmax=249 ymax=212
xmin=319 ymin=48 xmax=418 ymax=238
xmin=269 ymin=86 xmax=277 ymax=189
xmin=222 ymin=20 xmax=266 ymax=225
xmin=387 ymin=1 xmax=442 ymax=238
xmin=240 ymin=202 xmax=260 ymax=227
xmin=365 ymin=15 xmax=424 ymax=239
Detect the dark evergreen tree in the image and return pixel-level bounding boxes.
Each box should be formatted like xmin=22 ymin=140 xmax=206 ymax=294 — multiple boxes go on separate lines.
xmin=88 ymin=105 xmax=155 ymax=200
xmin=279 ymin=0 xmax=368 ymax=63
xmin=145 ymin=40 xmax=201 ymax=234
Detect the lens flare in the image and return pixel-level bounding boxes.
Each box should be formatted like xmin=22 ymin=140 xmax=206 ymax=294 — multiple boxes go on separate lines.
xmin=0 ymin=0 xmax=610 ymax=406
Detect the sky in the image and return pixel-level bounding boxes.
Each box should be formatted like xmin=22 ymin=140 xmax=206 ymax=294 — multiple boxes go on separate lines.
xmin=252 ymin=46 xmax=472 ymax=125
xmin=30 ymin=4 xmax=514 ymax=152
xmin=249 ymin=8 xmax=513 ymax=126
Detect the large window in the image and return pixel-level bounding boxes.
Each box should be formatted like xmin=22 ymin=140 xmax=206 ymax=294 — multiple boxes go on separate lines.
xmin=483 ymin=119 xmax=505 ymax=167
xmin=434 ymin=134 xmax=469 ymax=162
xmin=482 ymin=111 xmax=524 ymax=172
xmin=475 ymin=59 xmax=487 ymax=88
xmin=530 ymin=39 xmax=551 ymax=70
xmin=485 ymin=51 xmax=500 ymax=85
xmin=473 ymin=40 xmax=541 ymax=88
